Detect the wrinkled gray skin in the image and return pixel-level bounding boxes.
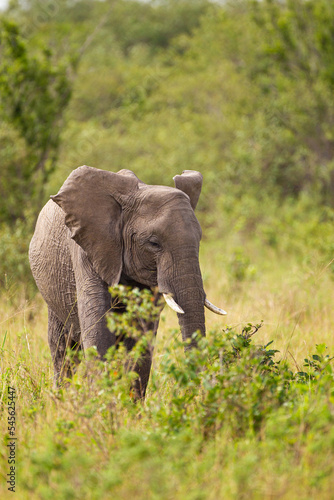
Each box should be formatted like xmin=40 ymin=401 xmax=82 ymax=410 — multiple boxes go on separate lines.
xmin=29 ymin=166 xmax=205 ymax=398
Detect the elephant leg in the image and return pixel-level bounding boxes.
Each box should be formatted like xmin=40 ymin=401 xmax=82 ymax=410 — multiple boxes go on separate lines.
xmin=48 ymin=309 xmax=82 ymax=385
xmin=133 ymin=346 xmax=155 ymax=399
xmin=76 ymin=278 xmax=115 ymax=357
xmin=121 ymin=339 xmax=154 ymax=400
xmin=122 ymin=317 xmax=160 ymax=400
xmin=72 ymin=245 xmax=116 ymax=357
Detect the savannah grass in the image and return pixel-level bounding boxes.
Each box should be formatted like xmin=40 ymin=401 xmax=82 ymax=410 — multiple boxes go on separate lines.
xmin=1 ymin=238 xmax=334 ymax=499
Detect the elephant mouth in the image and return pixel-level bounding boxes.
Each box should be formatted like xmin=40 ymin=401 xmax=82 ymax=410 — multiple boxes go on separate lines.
xmin=162 ymin=292 xmax=227 ymax=316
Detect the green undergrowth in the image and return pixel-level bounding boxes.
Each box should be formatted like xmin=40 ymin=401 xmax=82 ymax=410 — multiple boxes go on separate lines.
xmin=1 ymin=287 xmax=334 ymax=499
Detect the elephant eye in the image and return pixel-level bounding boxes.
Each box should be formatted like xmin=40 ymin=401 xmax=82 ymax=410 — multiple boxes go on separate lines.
xmin=148 ymin=239 xmax=161 ymax=249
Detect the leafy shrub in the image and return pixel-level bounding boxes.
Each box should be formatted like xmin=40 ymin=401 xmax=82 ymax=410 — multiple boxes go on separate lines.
xmin=107 ymin=285 xmax=164 ymax=343
xmin=67 ymin=286 xmax=334 ymax=442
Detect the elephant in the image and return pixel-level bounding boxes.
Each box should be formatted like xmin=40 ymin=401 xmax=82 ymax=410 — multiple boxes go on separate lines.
xmin=29 ymin=166 xmax=226 ymax=398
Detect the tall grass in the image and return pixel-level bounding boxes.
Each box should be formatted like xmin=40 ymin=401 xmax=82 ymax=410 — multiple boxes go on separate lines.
xmin=1 ymin=240 xmax=334 ymax=499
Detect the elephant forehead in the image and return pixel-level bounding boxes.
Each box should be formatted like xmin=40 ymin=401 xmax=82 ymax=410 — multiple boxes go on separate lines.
xmin=128 ymin=186 xmax=202 ymax=239
xmin=136 ymin=186 xmax=190 ymax=212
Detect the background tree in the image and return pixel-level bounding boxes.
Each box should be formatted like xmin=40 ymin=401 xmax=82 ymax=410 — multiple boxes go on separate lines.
xmin=2 ymin=0 xmax=334 ymax=293
xmin=249 ymin=0 xmax=334 ymax=201
xmin=0 ymin=19 xmax=73 ymax=225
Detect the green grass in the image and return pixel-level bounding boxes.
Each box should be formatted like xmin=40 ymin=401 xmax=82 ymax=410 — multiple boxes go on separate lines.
xmin=1 ymin=240 xmax=334 ymax=499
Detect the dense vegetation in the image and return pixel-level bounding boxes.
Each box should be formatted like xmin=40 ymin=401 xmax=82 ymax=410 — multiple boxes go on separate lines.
xmin=1 ymin=0 xmax=334 ymax=498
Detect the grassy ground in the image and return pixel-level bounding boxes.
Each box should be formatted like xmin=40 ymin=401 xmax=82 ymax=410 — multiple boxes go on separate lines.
xmin=1 ymin=239 xmax=334 ymax=499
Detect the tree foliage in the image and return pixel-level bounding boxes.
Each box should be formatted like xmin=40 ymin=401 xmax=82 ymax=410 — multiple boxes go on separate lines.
xmin=0 ymin=19 xmax=72 ymax=225
xmin=249 ymin=0 xmax=334 ymax=201
xmin=2 ymin=0 xmax=334 ymax=293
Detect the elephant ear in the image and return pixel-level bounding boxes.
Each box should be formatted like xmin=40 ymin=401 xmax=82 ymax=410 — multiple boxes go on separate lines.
xmin=117 ymin=169 xmax=145 ymax=185
xmin=51 ymin=165 xmax=139 ymax=286
xmin=173 ymin=170 xmax=203 ymax=210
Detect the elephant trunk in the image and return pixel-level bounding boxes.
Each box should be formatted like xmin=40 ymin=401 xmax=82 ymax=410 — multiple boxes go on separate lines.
xmin=158 ymin=256 xmax=206 ymax=350
xmin=177 ymin=291 xmax=206 ymax=350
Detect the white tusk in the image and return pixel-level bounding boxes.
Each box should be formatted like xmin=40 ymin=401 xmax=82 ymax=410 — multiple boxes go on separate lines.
xmin=205 ymin=299 xmax=227 ymax=315
xmin=163 ymin=294 xmax=185 ymax=314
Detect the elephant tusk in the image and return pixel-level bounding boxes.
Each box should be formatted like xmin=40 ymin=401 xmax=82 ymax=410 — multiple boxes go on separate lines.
xmin=205 ymin=299 xmax=227 ymax=315
xmin=163 ymin=294 xmax=185 ymax=314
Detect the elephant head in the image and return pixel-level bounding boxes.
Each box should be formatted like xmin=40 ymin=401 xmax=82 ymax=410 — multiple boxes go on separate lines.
xmin=51 ymin=166 xmax=225 ymax=348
